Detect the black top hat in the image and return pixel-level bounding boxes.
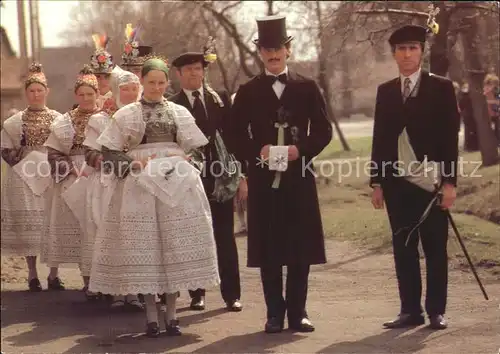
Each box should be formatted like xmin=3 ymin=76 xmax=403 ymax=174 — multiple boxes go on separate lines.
xmin=122 ymin=45 xmax=153 ymax=66
xmin=388 ymin=25 xmax=428 ymax=46
xmin=252 ymin=15 xmax=293 ymax=48
xmin=138 ymin=45 xmax=153 ymax=57
xmin=172 ymin=52 xmax=208 ymax=68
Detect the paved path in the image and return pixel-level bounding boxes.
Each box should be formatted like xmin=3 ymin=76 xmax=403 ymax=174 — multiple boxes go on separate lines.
xmin=2 ymin=238 xmax=499 ymax=353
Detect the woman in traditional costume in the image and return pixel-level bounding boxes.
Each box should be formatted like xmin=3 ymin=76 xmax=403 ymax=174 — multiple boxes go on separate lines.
xmin=42 ymin=65 xmax=100 ymax=299
xmin=90 ymin=34 xmax=114 ymax=109
xmin=1 ymin=63 xmax=64 ymax=291
xmin=82 ymin=66 xmax=143 ymax=309
xmin=89 ymin=57 xmax=220 ymax=337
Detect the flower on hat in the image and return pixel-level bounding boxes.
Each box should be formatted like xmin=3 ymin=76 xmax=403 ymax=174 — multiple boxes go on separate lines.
xmin=97 ymin=54 xmax=107 ymax=63
xmin=204 ymin=53 xmax=217 ymax=63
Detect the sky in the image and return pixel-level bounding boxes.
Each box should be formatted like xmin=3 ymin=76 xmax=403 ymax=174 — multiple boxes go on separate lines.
xmin=1 ymin=0 xmax=79 ymax=56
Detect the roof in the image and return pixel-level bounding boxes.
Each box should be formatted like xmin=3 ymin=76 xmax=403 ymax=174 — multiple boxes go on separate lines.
xmin=0 ymin=26 xmax=16 ymax=57
xmin=1 ymin=57 xmax=23 ymax=90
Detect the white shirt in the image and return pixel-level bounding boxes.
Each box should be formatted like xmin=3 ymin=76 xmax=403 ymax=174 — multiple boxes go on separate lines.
xmin=400 ymin=67 xmax=421 ymax=95
xmin=183 ymin=87 xmax=206 ymax=109
xmin=265 ymin=66 xmax=288 ymax=99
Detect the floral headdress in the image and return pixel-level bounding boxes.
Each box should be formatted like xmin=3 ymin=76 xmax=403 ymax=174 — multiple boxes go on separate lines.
xmin=90 ymin=34 xmax=114 ymax=74
xmin=422 ymin=4 xmax=440 ymax=72
xmin=75 ymin=64 xmax=99 ymax=92
xmin=25 ymin=62 xmax=47 ymax=89
xmin=200 ymin=36 xmax=224 ymax=106
xmin=121 ymin=24 xmax=152 ymax=67
xmin=203 ymin=36 xmax=217 ymax=64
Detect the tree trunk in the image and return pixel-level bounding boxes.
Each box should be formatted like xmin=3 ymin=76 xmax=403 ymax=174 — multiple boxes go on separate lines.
xmin=340 ymin=51 xmax=352 ymax=119
xmin=266 ymin=0 xmax=274 ymax=15
xmin=461 ymin=16 xmax=499 ymax=166
xmin=429 ymin=2 xmax=452 ymax=76
xmin=316 ymin=0 xmax=349 ymax=151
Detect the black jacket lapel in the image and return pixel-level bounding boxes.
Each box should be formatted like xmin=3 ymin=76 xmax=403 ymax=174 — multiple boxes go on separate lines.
xmin=279 ymin=70 xmax=297 ymax=104
xmin=258 ymin=72 xmax=281 ymax=108
xmin=179 ymin=90 xmax=192 ymax=111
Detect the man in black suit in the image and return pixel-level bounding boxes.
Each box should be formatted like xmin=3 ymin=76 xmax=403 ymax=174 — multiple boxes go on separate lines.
xmin=229 ymin=15 xmax=332 ymax=333
xmin=370 ymin=25 xmax=460 ymax=330
xmin=168 ymin=52 xmax=245 ymax=313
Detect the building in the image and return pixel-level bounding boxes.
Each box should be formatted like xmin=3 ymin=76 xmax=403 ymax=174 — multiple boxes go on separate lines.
xmin=40 ymin=45 xmax=93 ymax=113
xmin=0 ymin=26 xmax=23 ymax=122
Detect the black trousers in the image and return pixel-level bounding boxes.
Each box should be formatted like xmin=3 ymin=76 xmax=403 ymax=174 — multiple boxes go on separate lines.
xmin=260 ymin=264 xmax=310 ymax=324
xmin=383 ymin=178 xmax=448 ymax=316
xmin=189 ymin=199 xmax=241 ymax=303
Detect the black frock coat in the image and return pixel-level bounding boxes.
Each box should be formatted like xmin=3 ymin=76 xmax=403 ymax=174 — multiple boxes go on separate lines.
xmin=168 ymin=88 xmax=233 ymax=194
xmin=369 ymin=71 xmax=460 ymax=188
xmin=229 ymin=71 xmax=333 ymax=267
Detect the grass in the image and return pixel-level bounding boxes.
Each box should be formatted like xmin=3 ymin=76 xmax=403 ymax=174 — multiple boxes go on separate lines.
xmin=316 ymin=151 xmax=500 ymax=275
xmin=453 ymin=151 xmax=500 ymax=223
xmin=316 ymin=136 xmax=373 ymax=160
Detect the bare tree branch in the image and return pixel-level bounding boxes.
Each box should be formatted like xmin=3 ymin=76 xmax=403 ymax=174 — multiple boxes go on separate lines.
xmin=199 ymin=1 xmax=263 ymax=77
xmin=200 ymin=7 xmax=231 ymax=93
xmin=355 ymin=9 xmax=429 ymax=17
xmin=220 ymin=1 xmax=243 ymax=16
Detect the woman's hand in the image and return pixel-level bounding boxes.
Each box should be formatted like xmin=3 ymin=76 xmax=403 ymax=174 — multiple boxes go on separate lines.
xmin=94 ymin=155 xmax=103 ymax=170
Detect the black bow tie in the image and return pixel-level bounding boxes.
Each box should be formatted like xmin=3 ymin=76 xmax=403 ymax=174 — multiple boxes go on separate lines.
xmin=268 ymin=73 xmax=287 ymax=84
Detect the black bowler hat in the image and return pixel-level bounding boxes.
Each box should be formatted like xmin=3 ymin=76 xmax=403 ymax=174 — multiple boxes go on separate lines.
xmin=172 ymin=52 xmax=208 ymax=68
xmin=388 ymin=25 xmax=428 ymax=46
xmin=252 ymin=15 xmax=293 ymax=48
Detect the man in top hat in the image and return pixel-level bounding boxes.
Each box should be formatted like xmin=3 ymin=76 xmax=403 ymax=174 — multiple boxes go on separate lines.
xmin=168 ymin=48 xmax=245 ymax=313
xmin=229 ymin=15 xmax=332 ymax=334
xmin=370 ymin=25 xmax=460 ymax=330
xmin=89 ymin=34 xmax=115 ymax=109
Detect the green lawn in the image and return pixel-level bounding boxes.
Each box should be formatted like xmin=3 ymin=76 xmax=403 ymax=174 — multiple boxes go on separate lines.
xmin=316 ymin=151 xmax=500 ymax=275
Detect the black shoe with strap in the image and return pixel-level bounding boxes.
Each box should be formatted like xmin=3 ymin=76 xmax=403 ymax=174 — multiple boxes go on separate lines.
xmin=190 ymin=296 xmax=205 ymax=311
xmin=165 ymin=319 xmax=182 ymax=336
xmin=146 ymin=322 xmax=160 ymax=338
xmin=47 ymin=277 xmax=65 ymax=291
xmin=28 ymin=278 xmax=42 ymax=292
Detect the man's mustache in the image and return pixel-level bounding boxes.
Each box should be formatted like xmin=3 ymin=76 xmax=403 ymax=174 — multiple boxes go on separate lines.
xmin=268 ymin=58 xmax=280 ymax=62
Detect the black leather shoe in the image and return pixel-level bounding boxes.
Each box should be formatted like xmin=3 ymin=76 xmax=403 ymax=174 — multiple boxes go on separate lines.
xmin=165 ymin=319 xmax=182 ymax=336
xmin=226 ymin=300 xmax=243 ymax=312
xmin=289 ymin=317 xmax=315 ymax=332
xmin=429 ymin=314 xmax=448 ymax=330
xmin=28 ymin=278 xmax=42 ymax=292
xmin=190 ymin=296 xmax=205 ymax=311
xmin=146 ymin=322 xmax=160 ymax=338
xmin=383 ymin=313 xmax=425 ymax=328
xmin=47 ymin=277 xmax=65 ymax=291
xmin=265 ymin=317 xmax=284 ymax=334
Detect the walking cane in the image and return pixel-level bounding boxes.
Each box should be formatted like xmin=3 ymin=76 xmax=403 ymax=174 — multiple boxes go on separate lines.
xmin=404 ymin=189 xmax=489 ymax=300
xmin=446 ymin=211 xmax=489 ymax=300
